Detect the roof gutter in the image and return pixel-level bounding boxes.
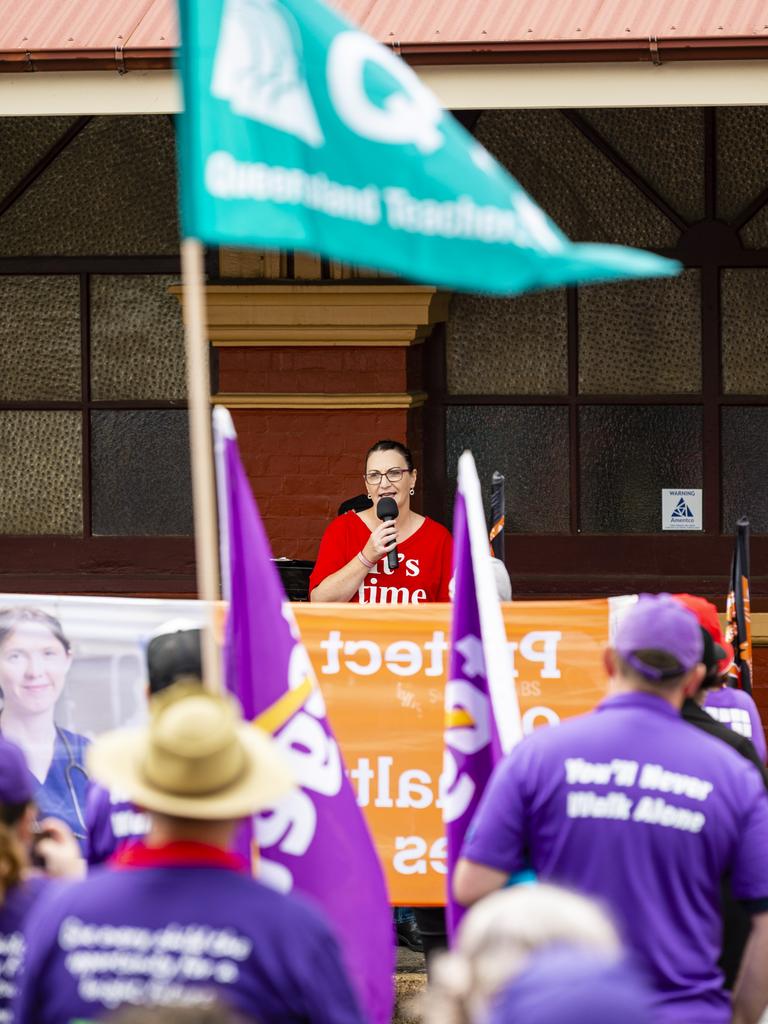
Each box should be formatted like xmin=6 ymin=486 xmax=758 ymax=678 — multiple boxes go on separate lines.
xmin=0 ymin=49 xmax=173 ymax=72
xmin=400 ymin=36 xmax=768 ymax=65
xmin=0 ymin=34 xmax=766 ymax=72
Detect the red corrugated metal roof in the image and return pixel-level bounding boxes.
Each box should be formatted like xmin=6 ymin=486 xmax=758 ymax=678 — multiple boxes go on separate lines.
xmin=355 ymin=0 xmax=768 ymax=44
xmin=1 ymin=0 xmax=767 ymax=71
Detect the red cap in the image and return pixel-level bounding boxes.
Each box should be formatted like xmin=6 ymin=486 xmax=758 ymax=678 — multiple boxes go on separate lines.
xmin=673 ymin=594 xmax=734 ymax=675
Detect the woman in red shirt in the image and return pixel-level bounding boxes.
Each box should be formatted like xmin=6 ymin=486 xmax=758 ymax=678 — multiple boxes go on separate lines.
xmin=309 ymin=440 xmax=452 ymax=605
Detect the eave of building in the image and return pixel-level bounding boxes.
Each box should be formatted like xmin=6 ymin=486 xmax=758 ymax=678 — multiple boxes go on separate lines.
xmin=2 ymin=60 xmax=767 ymax=117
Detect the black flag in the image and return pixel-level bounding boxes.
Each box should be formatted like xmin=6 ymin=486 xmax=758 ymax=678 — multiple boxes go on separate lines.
xmin=489 ymin=471 xmax=505 ymax=560
xmin=725 ymin=517 xmax=752 ymax=694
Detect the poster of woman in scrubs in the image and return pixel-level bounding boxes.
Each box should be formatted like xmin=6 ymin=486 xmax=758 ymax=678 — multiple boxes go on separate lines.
xmin=0 ymin=596 xmax=208 ymax=851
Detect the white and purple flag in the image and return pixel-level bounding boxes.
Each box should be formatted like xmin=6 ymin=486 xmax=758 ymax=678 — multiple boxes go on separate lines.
xmin=443 ymin=451 xmax=523 ymax=938
xmin=214 ymin=407 xmax=394 ymax=1024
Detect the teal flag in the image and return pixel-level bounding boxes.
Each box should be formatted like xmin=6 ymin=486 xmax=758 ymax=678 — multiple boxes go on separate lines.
xmin=177 ymin=0 xmax=679 ymax=294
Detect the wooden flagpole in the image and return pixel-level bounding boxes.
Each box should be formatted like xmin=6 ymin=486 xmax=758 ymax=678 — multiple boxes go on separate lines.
xmin=180 ymin=236 xmax=222 ymax=692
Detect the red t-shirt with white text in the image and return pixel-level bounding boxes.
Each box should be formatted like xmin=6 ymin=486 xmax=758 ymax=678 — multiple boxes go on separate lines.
xmin=309 ymin=511 xmax=452 ymax=604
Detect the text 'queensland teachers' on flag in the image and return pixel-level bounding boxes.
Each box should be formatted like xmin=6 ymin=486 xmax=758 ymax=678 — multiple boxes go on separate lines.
xmin=213 ymin=407 xmax=393 ymax=1024
xmin=176 ymin=0 xmax=680 ymax=294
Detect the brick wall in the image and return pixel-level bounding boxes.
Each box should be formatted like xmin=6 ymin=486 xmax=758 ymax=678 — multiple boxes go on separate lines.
xmin=232 ymin=407 xmax=412 ymax=559
xmin=219 ymin=347 xmax=406 ymax=394
xmin=220 ymin=341 xmax=425 ymax=561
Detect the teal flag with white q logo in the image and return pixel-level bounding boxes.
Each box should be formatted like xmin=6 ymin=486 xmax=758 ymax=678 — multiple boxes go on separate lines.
xmin=177 ymin=0 xmax=679 ymax=293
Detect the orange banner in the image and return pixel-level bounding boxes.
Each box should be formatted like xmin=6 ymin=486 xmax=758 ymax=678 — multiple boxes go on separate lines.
xmin=294 ymin=599 xmax=611 ymax=904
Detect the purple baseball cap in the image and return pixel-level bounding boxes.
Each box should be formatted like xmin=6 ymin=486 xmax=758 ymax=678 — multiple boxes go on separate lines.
xmin=0 ymin=738 xmax=34 ymax=805
xmin=615 ymin=593 xmax=703 ymax=680
xmin=488 ymin=949 xmax=654 ymax=1024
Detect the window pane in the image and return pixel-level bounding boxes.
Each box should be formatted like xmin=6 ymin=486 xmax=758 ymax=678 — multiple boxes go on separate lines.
xmin=578 ymin=271 xmax=701 ymax=395
xmin=716 ymin=107 xmax=768 ymax=222
xmin=0 ymin=276 xmax=81 ymax=400
xmin=721 ymin=408 xmax=768 ymax=533
xmin=90 ymin=276 xmax=186 ymax=401
xmin=475 ymin=109 xmax=678 ymax=248
xmin=0 ymin=116 xmax=179 ymax=257
xmin=584 ymin=108 xmax=704 ymax=224
xmin=579 ymin=406 xmax=703 ymax=533
xmin=446 ymin=406 xmax=569 ymax=533
xmin=447 ymin=290 xmax=568 ymax=395
xmin=739 ymin=207 xmax=768 ymax=250
xmin=91 ymin=411 xmax=192 ymax=536
xmin=721 ymin=270 xmax=768 ymax=394
xmin=0 ymin=411 xmax=81 ymax=534
xmin=0 ymin=117 xmax=77 ymax=208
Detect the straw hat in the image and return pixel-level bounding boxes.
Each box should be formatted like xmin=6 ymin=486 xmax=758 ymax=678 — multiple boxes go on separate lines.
xmin=87 ymin=682 xmax=294 ymax=820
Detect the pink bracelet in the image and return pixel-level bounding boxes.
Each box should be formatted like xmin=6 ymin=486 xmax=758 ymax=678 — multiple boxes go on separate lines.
xmin=358 ymin=551 xmax=376 ymax=570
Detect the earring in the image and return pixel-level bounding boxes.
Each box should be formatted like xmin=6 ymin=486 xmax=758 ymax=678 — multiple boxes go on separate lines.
xmin=409 ymin=488 xmax=415 ymax=496
xmin=367 ymin=494 xmax=371 ymax=500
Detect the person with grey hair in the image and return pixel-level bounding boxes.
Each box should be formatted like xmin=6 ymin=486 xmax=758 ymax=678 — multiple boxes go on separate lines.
xmin=487 ymin=946 xmax=655 ymax=1024
xmin=421 ymin=883 xmax=622 ymax=1024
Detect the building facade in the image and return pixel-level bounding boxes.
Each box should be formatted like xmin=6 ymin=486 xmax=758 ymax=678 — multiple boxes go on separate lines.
xmin=1 ymin=1 xmax=767 ymax=632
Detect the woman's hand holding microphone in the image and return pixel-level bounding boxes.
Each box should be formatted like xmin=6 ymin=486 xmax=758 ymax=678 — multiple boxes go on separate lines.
xmin=360 ymin=519 xmax=398 ymax=568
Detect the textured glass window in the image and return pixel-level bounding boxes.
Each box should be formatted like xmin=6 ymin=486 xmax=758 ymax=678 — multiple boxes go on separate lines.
xmin=578 ymin=271 xmax=701 ymax=395
xmin=721 ymin=270 xmax=768 ymax=394
xmin=90 ymin=276 xmax=186 ymax=401
xmin=716 ymin=107 xmax=768 ymax=222
xmin=739 ymin=207 xmax=768 ymax=250
xmin=579 ymin=406 xmax=703 ymax=533
xmin=0 ymin=277 xmax=81 ymax=400
xmin=474 ymin=109 xmax=678 ymax=248
xmin=0 ymin=411 xmax=81 ymax=534
xmin=446 ymin=406 xmax=569 ymax=533
xmin=91 ymin=411 xmax=192 ymax=536
xmin=721 ymin=408 xmax=768 ymax=533
xmin=447 ymin=290 xmax=568 ymax=395
xmin=0 ymin=116 xmax=179 ymax=257
xmin=0 ymin=117 xmax=77 ymax=207
xmin=584 ymin=108 xmax=704 ymax=224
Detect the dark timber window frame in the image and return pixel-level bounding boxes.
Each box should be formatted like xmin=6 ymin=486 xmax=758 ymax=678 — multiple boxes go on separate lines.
xmin=0 ymin=116 xmax=199 ymax=595
xmin=424 ymin=108 xmax=768 ymax=604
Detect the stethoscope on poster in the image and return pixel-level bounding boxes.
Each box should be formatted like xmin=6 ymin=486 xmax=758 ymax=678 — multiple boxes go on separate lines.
xmin=56 ymin=725 xmax=89 ymax=839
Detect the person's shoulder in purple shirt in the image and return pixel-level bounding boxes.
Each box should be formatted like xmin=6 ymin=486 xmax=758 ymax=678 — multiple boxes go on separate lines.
xmin=17 ymin=842 xmax=364 ymax=1024
xmin=704 ymin=685 xmax=767 ymax=762
xmin=84 ymin=782 xmax=149 ymax=866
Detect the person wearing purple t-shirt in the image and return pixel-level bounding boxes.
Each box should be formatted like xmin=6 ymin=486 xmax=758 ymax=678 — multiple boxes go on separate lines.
xmin=16 ymin=684 xmax=365 ymax=1024
xmin=85 ymin=622 xmax=201 ymax=867
xmin=705 ymin=685 xmax=767 ymax=763
xmin=454 ymin=594 xmax=768 ymax=1024
xmin=0 ymin=737 xmax=84 ymax=1022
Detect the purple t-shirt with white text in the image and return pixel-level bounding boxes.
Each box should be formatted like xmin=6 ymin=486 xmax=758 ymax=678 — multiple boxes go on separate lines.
xmin=84 ymin=783 xmax=149 ymax=866
xmin=704 ymin=687 xmax=767 ymax=762
xmin=16 ymin=844 xmax=364 ymax=1024
xmin=462 ymin=692 xmax=768 ymax=1024
xmin=0 ymin=877 xmax=49 ymax=1023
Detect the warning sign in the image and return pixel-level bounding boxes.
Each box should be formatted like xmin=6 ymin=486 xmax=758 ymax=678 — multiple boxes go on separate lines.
xmin=661 ymin=489 xmax=702 ymax=531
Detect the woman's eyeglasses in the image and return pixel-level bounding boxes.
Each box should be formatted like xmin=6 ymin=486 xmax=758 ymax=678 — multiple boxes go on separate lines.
xmin=364 ymin=468 xmax=408 ymax=485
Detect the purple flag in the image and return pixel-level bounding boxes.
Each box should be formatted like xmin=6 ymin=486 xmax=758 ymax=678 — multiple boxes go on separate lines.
xmin=444 ymin=451 xmax=522 ymax=939
xmin=214 ymin=407 xmax=394 ymax=1024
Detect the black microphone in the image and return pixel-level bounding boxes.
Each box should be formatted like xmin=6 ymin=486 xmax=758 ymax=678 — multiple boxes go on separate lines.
xmin=376 ymin=497 xmax=399 ymax=572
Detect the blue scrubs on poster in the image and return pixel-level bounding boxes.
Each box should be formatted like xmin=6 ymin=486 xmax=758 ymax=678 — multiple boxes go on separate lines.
xmin=35 ymin=727 xmax=90 ymax=845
